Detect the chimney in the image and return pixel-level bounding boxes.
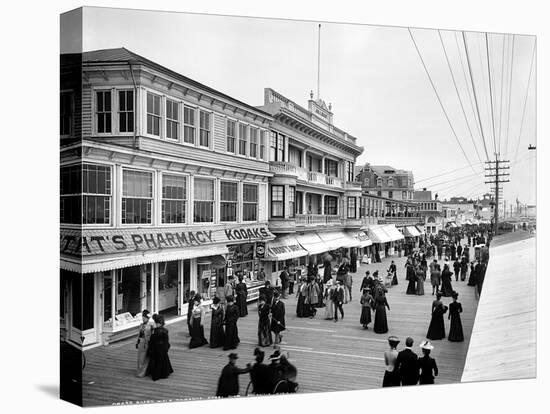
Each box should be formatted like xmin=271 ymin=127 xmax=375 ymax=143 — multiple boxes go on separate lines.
xmin=423 ymin=188 xmax=427 ymax=191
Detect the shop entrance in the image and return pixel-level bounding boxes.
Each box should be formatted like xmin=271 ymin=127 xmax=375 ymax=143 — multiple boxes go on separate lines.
xmin=159 ymin=260 xmax=191 ymax=319
xmin=68 ymin=271 xmax=97 ymax=347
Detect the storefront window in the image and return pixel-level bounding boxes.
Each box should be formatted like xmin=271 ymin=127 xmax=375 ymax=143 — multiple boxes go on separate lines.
xmin=159 ymin=261 xmax=179 ymax=317
xmin=197 ymin=263 xmax=212 ymax=299
xmin=71 ymin=272 xmax=94 ymax=331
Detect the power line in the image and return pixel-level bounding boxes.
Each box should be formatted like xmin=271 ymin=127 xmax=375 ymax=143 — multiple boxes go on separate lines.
xmin=454 ymin=31 xmax=484 ymax=150
xmin=415 ymin=159 xmax=485 ymax=184
xmin=462 ymin=31 xmax=491 ymax=161
xmin=503 ymin=35 xmax=515 ymax=159
xmin=438 ymin=30 xmax=484 ymax=166
xmin=512 ymin=38 xmax=537 ymax=165
xmin=416 ymin=171 xmax=481 ymax=190
xmin=408 ymin=28 xmax=478 ymax=175
xmin=485 ymin=32 xmax=498 ymax=156
xmin=497 ymin=34 xmax=506 ymax=155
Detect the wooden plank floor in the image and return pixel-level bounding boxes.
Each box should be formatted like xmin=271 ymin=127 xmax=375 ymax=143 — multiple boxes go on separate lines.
xmin=82 ymin=249 xmax=480 ymax=406
xmin=462 ymin=232 xmax=536 ymax=382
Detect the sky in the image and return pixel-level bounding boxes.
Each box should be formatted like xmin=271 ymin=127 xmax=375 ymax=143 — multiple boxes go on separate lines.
xmin=61 ymin=7 xmax=536 ymax=206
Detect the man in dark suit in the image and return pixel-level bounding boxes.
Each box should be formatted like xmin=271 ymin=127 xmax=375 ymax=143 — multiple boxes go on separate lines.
xmin=279 ymin=267 xmax=289 ymax=299
xmin=259 ymin=280 xmax=274 ymax=306
xmin=395 ymin=337 xmax=419 ymax=385
xmin=270 ymin=291 xmax=286 ymax=344
xmin=216 ymin=353 xmax=251 ymax=397
xmin=332 ymin=280 xmax=345 ymax=321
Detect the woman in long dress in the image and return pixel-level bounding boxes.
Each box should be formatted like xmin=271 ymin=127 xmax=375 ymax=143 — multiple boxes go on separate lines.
xmin=418 ymin=341 xmax=438 ymax=385
xmin=426 ymin=293 xmax=448 ymax=340
xmin=405 ymin=264 xmax=417 ymax=295
xmin=467 ymin=262 xmax=477 ymax=286
xmin=235 ymin=275 xmax=248 ymax=317
xmin=189 ymin=298 xmax=208 ymax=349
xmin=382 ymin=336 xmax=400 ymax=387
xmin=136 ymin=310 xmax=153 ymax=377
xmin=373 ymin=288 xmax=390 ymax=334
xmin=257 ymin=296 xmax=273 ymax=347
xmin=304 ymin=279 xmax=319 ymax=318
xmin=147 ymin=314 xmax=174 ymax=381
xmin=440 ymin=264 xmax=454 ymax=297
xmin=359 ymin=288 xmax=374 ymax=329
xmin=223 ymin=296 xmax=240 ymax=350
xmin=415 ymin=266 xmax=425 ymax=296
xmin=324 ymin=281 xmax=335 ymax=320
xmin=209 ymin=297 xmax=225 ymax=348
xmin=448 ymin=292 xmax=464 ymax=342
xmin=295 ymin=278 xmax=307 ymax=318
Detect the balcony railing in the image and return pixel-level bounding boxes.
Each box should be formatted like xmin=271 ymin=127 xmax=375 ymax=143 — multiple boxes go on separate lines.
xmin=269 ymin=161 xmax=345 ymax=189
xmin=296 ymin=214 xmax=342 ymax=227
xmin=377 ymin=217 xmax=421 ymax=225
xmin=269 ymin=161 xmax=297 ymax=175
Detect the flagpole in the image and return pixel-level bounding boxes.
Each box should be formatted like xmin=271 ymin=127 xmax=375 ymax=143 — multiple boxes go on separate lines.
xmin=317 ymin=23 xmax=321 ymax=99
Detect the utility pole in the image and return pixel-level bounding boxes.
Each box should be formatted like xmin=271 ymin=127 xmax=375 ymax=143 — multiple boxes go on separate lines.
xmin=485 ymin=158 xmax=510 ymax=236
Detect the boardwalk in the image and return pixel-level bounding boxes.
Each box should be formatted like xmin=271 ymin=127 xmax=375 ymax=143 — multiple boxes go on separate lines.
xmin=82 ymin=252 xmax=480 ymax=406
xmin=462 ymin=232 xmax=536 ymax=382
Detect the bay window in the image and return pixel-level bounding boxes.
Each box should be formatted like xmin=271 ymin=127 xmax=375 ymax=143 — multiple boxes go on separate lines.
xmin=118 ymin=90 xmax=134 ymax=133
xmin=347 ymin=197 xmax=357 ymax=219
xmin=227 ymin=120 xmax=236 ymax=153
xmin=166 ymin=99 xmax=179 ymax=140
xmin=183 ymin=106 xmax=195 ymax=144
xmin=325 ymin=159 xmax=338 ymax=177
xmin=271 ymin=185 xmax=284 ymax=218
xmin=324 ymin=196 xmax=338 ymax=215
xmin=122 ymin=169 xmax=153 ymax=224
xmin=249 ymin=128 xmax=258 ymax=158
xmin=243 ymin=184 xmax=258 ymax=221
xmin=199 ymin=110 xmax=210 ymax=147
xmin=146 ymin=92 xmax=161 ymax=136
xmin=96 ymin=90 xmax=112 ymax=133
xmin=60 ymin=163 xmax=112 ymax=224
xmin=194 ymin=178 xmax=214 ymax=223
xmin=259 ymin=130 xmax=266 ymax=160
xmin=238 ymin=124 xmax=247 ymax=156
xmin=162 ymin=174 xmax=187 ymax=223
xmin=289 ymin=186 xmax=296 ymax=218
xmin=220 ymin=181 xmax=238 ymax=222
xmin=269 ymin=131 xmax=285 ymax=161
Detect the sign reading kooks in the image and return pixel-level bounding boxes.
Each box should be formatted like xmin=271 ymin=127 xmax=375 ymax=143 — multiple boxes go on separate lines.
xmin=60 ymin=225 xmax=273 ymax=256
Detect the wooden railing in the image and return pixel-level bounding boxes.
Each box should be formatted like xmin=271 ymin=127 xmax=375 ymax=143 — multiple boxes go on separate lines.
xmin=296 ymin=214 xmax=342 ymax=226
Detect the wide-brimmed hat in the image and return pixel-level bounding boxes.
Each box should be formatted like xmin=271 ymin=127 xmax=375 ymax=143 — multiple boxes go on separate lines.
xmin=388 ymin=335 xmax=400 ymax=345
xmin=228 ymin=353 xmax=239 ymax=359
xmin=419 ymin=340 xmax=434 ymax=350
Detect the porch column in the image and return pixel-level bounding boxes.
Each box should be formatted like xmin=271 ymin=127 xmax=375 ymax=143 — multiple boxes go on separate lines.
xmin=302 ymin=191 xmax=307 ymax=214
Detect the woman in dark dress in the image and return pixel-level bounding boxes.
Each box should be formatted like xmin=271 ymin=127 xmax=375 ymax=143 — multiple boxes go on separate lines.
xmin=405 ymin=264 xmax=417 ymax=295
xmin=440 ymin=264 xmax=454 ymax=297
xmin=418 ymin=341 xmax=438 ymax=385
xmin=295 ymin=278 xmax=307 ymax=318
xmin=147 ymin=314 xmax=174 ymax=381
xmin=209 ymin=296 xmax=225 ymax=348
xmin=223 ymin=296 xmax=240 ymax=350
xmin=388 ymin=261 xmax=398 ymax=286
xmin=373 ymin=288 xmax=390 ymax=334
xmin=426 ymin=293 xmax=447 ymax=340
xmin=460 ymin=257 xmax=468 ymax=281
xmin=257 ymin=296 xmax=273 ymax=347
xmin=467 ymin=262 xmax=477 ymax=286
xmin=189 ymin=298 xmax=208 ymax=349
xmin=235 ymin=275 xmax=248 ymax=317
xmin=359 ymin=288 xmax=374 ymax=329
xmin=187 ymin=290 xmax=196 ymax=336
xmin=448 ymin=292 xmax=464 ymax=342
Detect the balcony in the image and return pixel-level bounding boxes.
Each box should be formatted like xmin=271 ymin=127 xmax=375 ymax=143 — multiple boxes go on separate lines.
xmin=361 ymin=216 xmax=379 ymax=227
xmin=296 ymin=214 xmax=342 ymax=227
xmin=377 ymin=217 xmax=421 ymax=226
xmin=269 ymin=161 xmax=344 ymax=189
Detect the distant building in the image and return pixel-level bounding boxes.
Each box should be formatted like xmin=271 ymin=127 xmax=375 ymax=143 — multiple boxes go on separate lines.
xmin=356 ymin=164 xmax=414 ymax=201
xmin=442 ymin=197 xmax=476 ymax=225
xmin=413 ymin=189 xmax=443 ymax=234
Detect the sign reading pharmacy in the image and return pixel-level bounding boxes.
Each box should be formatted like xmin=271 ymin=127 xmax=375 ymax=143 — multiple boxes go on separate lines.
xmin=60 ymin=225 xmax=274 ymax=256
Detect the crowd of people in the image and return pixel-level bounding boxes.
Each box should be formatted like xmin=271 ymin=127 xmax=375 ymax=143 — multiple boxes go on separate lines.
xmin=132 ymin=226 xmax=491 ymax=392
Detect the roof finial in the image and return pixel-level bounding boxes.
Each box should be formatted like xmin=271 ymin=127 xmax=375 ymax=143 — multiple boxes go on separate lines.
xmin=310 ymin=90 xmax=314 ymax=100
xmin=328 ymin=102 xmax=332 ymax=111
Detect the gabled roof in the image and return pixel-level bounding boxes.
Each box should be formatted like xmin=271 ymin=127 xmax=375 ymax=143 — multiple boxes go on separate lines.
xmin=66 ymin=47 xmax=271 ymax=118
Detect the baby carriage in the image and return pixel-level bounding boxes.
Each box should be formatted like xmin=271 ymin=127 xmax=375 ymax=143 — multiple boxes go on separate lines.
xmin=246 ymin=351 xmax=299 ymax=395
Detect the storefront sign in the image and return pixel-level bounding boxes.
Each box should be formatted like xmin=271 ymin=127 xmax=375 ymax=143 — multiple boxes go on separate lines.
xmin=255 ymin=242 xmax=266 ymax=259
xmin=267 ymin=243 xmax=304 ymax=256
xmin=60 ymin=224 xmax=274 ymax=257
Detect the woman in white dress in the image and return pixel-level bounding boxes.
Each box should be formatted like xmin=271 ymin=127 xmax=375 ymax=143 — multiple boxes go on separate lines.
xmin=324 ymin=280 xmax=335 ymax=320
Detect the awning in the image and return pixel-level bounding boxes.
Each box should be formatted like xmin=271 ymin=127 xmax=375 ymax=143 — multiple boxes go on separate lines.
xmin=415 ymin=226 xmax=426 ymax=235
xmin=295 ymin=233 xmax=330 ymax=255
xmin=382 ymin=224 xmax=405 ymax=241
xmin=265 ymin=235 xmax=309 ymax=261
xmin=61 ymin=244 xmax=230 ymax=274
xmin=366 ymin=225 xmax=392 ymax=244
xmin=318 ymin=231 xmax=360 ymax=250
xmin=346 ymin=231 xmax=373 ymax=247
xmin=403 ymin=226 xmax=421 ymax=237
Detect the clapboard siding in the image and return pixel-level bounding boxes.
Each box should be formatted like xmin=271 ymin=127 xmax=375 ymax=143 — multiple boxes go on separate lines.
xmin=213 ymin=113 xmax=226 ymax=153
xmin=138 ymin=136 xmax=270 ymax=174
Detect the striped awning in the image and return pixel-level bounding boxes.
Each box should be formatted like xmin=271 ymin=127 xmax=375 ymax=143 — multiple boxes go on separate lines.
xmin=366 ymin=226 xmax=392 ymax=244
xmin=382 ymin=224 xmax=405 ymax=241
xmin=318 ymin=231 xmax=360 ymax=250
xmin=265 ymin=235 xmax=308 ymax=261
xmin=346 ymin=231 xmax=373 ymax=247
xmin=403 ymin=226 xmax=421 ymax=237
xmin=295 ymin=233 xmax=330 ymax=255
